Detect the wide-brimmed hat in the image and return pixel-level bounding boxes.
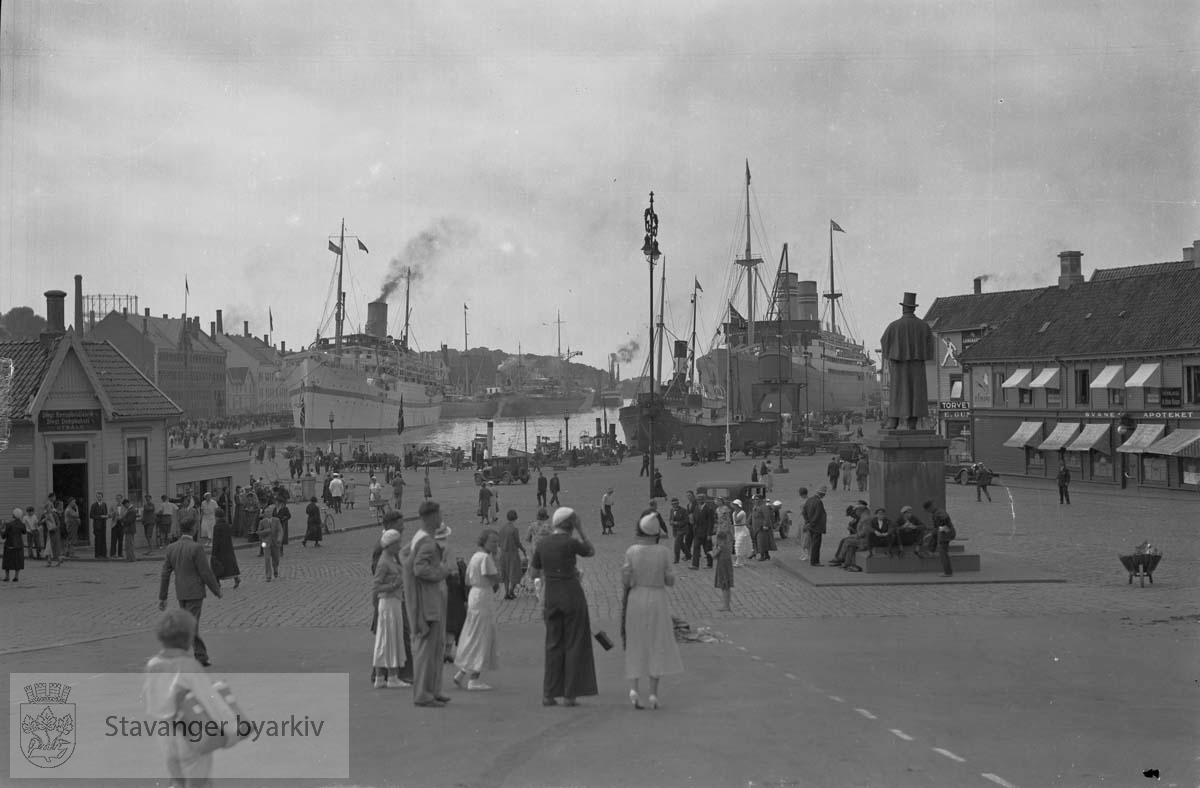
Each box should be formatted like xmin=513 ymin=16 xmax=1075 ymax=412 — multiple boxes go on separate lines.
xmin=817 ymin=486 xmax=828 ymax=495
xmin=900 ymin=505 xmax=913 ymax=514
xmin=637 ymin=513 xmax=660 ymax=537
xmin=433 ymin=524 xmax=452 ymax=540
xmin=380 ymin=529 xmax=403 ymax=547
xmin=552 ymin=507 xmax=575 ymax=527
xmin=899 ymin=292 xmax=919 ymax=309
xmin=731 ymin=499 xmax=742 ymax=508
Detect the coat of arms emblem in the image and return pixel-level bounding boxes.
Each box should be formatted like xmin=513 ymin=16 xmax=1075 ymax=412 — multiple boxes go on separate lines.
xmin=19 ymin=682 xmax=75 ymax=767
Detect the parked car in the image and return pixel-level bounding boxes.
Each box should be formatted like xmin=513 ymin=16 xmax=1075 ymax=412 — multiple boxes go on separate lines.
xmin=693 ymin=480 xmax=768 ymax=504
xmin=947 ymin=462 xmax=997 ymax=485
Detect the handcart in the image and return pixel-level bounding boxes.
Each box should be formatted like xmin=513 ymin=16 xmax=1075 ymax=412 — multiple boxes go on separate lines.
xmin=1118 ymin=552 xmax=1162 ymax=587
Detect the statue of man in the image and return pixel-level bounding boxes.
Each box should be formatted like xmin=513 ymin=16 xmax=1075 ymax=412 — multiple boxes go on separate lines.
xmin=880 ymin=292 xmax=936 ymax=429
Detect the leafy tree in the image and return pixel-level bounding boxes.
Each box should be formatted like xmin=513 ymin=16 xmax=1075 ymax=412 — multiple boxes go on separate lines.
xmin=0 ymin=306 xmax=48 ymax=339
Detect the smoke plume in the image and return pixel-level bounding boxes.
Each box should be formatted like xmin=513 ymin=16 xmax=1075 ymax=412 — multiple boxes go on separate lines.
xmin=379 ymin=217 xmax=481 ymax=301
xmin=614 ymin=339 xmax=640 ymax=363
xmin=976 ymin=273 xmax=992 ymax=282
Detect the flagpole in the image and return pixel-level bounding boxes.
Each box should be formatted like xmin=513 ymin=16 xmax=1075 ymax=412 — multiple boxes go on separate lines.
xmin=335 ymin=218 xmax=346 ymax=354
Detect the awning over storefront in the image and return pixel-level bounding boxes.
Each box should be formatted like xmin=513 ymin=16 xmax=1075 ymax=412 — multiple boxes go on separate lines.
xmin=1116 ymin=423 xmax=1166 ymax=454
xmin=1065 ymin=423 xmax=1111 ymax=453
xmin=1089 ymin=365 xmax=1126 ymax=389
xmin=1001 ymin=368 xmax=1033 ymax=389
xmin=1124 ymin=362 xmax=1162 ymax=389
xmin=1037 ymin=422 xmax=1081 ymax=451
xmin=1029 ymin=367 xmax=1061 ymax=389
xmin=1145 ymin=429 xmax=1200 ymax=458
xmin=1003 ymin=421 xmax=1043 ymax=448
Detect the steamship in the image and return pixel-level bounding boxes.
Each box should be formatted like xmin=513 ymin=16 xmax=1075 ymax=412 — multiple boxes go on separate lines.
xmin=287 ymin=228 xmax=443 ymax=436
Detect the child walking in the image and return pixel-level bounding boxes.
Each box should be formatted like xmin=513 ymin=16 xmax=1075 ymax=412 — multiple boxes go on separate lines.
xmin=713 ymin=530 xmax=733 ymax=611
xmin=142 ymin=608 xmax=215 ymax=786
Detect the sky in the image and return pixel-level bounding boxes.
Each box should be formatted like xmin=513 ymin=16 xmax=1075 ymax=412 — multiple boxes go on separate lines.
xmin=2 ymin=0 xmax=1197 ymax=378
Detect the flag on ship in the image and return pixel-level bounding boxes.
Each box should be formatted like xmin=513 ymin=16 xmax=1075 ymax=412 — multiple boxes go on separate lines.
xmin=695 ymin=278 xmax=703 ymax=293
xmin=299 ymin=382 xmax=305 ymax=426
xmin=329 ymin=240 xmax=342 ymax=255
xmin=728 ymin=303 xmax=748 ymax=330
xmin=357 ymin=239 xmax=369 ymax=253
xmin=397 ymin=397 xmax=405 ymax=435
xmin=831 ymin=220 xmax=845 ymax=233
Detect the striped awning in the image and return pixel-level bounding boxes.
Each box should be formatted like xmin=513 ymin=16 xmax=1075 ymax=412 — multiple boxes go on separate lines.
xmin=1090 ymin=365 xmax=1126 ymax=389
xmin=1116 ymin=423 xmax=1166 ymax=454
xmin=1145 ymin=429 xmax=1200 ymax=458
xmin=1065 ymin=423 xmax=1111 ymax=453
xmin=1124 ymin=363 xmax=1162 ymax=389
xmin=1038 ymin=422 xmax=1081 ymax=452
xmin=1029 ymin=367 xmax=1061 ymax=389
xmin=1003 ymin=421 xmax=1043 ymax=448
xmin=1001 ymin=368 xmax=1033 ymax=389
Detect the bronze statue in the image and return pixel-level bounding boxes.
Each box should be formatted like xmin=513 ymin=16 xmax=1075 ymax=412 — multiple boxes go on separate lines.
xmin=880 ymin=292 xmax=936 ymax=429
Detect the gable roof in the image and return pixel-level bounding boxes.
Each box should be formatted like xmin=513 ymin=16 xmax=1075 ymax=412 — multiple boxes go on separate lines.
xmin=0 ymin=333 xmax=182 ymax=421
xmin=222 ymin=334 xmax=280 ymax=366
xmin=1090 ymin=260 xmax=1196 ymax=282
xmin=922 ymin=289 xmax=1042 ymax=332
xmin=101 ymin=312 xmax=225 ymax=355
xmin=960 ymin=268 xmax=1200 ymax=362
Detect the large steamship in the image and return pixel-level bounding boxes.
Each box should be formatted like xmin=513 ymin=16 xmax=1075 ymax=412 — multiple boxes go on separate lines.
xmin=287 ymin=226 xmax=443 ymax=436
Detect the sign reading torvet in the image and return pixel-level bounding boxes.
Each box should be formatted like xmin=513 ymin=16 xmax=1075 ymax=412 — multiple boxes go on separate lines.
xmin=939 ymin=401 xmax=970 ymax=411
xmin=38 ymin=409 xmax=102 ymax=432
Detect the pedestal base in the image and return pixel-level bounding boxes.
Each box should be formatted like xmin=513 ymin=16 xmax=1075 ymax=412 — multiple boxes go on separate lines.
xmin=865 ymin=429 xmax=949 ymax=517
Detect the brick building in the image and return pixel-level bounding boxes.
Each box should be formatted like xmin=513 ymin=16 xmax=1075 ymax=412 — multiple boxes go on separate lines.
xmin=212 ymin=314 xmax=288 ymax=416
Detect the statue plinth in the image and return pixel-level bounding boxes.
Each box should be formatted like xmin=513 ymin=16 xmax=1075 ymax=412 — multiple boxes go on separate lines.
xmin=865 ymin=430 xmax=949 ymax=516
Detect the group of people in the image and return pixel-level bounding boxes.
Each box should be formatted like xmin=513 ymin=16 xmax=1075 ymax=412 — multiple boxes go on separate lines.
xmin=368 ymin=501 xmax=685 ymax=711
xmin=826 ymin=453 xmax=870 ymax=492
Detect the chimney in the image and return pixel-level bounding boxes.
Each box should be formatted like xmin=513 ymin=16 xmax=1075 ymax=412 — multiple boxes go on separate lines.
xmin=244 ymin=321 xmax=250 ymax=338
xmin=973 ymin=277 xmax=983 ymax=295
xmin=216 ymin=309 xmax=224 ymax=335
xmin=144 ymin=308 xmax=150 ymax=317
xmin=162 ymin=314 xmax=168 ymax=319
xmin=73 ymin=275 xmax=83 ymax=333
xmin=44 ymin=290 xmax=68 ymax=333
xmin=1058 ymin=251 xmax=1084 ymax=289
xmin=281 ymin=340 xmax=287 ymax=353
xmin=122 ymin=307 xmax=129 ymax=317
xmin=89 ymin=309 xmax=96 ymax=330
xmin=264 ymin=334 xmax=269 ymax=345
xmin=211 ymin=321 xmax=217 ymax=337
xmin=1183 ymin=240 xmax=1198 ymax=265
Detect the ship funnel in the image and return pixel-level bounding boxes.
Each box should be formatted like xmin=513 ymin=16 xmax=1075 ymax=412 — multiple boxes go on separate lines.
xmin=366 ymin=300 xmax=388 ymax=337
xmin=795 ymin=280 xmax=819 ymax=322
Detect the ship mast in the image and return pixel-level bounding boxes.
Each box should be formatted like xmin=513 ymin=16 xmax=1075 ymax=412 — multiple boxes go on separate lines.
xmin=735 ymin=161 xmax=763 ymax=346
xmin=687 ymin=277 xmax=699 ymax=391
xmin=655 ymin=255 xmax=667 ymax=392
xmin=334 ymin=218 xmax=346 ymax=354
xmin=825 ymin=220 xmax=842 ymax=335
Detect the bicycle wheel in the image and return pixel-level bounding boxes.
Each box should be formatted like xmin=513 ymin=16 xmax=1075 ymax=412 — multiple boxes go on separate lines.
xmin=324 ymin=512 xmax=335 ymax=534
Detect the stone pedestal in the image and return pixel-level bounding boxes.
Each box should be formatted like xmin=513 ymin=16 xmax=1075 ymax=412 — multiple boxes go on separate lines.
xmin=865 ymin=429 xmax=949 ymax=516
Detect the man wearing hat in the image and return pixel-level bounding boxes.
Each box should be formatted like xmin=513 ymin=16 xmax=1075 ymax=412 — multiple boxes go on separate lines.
xmin=689 ymin=493 xmax=715 ymax=570
xmin=600 ymin=488 xmax=615 ymax=535
xmin=880 ymin=292 xmax=937 ymax=430
xmin=329 ymin=473 xmax=345 ymax=514
xmin=668 ymin=497 xmax=691 ymax=564
xmin=800 ymin=486 xmax=827 ymax=566
xmin=401 ymin=500 xmax=454 ymax=707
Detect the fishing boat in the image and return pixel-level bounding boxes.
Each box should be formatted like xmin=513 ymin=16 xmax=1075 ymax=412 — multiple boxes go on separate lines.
xmin=286 ymin=221 xmax=444 ymax=436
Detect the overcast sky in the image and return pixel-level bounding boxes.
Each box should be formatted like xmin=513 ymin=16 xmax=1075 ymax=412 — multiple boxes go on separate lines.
xmin=2 ymin=1 xmax=1196 ymax=375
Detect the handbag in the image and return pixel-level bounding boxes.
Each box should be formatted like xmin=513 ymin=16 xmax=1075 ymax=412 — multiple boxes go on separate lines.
xmin=175 ymin=680 xmax=246 ymax=755
xmin=594 ymin=631 xmax=614 ymax=651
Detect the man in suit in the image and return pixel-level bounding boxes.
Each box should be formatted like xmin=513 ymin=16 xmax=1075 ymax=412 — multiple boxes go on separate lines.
xmin=89 ymin=492 xmax=108 ymax=558
xmin=548 ymin=473 xmax=561 ymax=506
xmin=401 ymin=500 xmax=452 ymax=708
xmin=536 ymin=471 xmax=548 ymax=507
xmin=801 ymin=485 xmax=828 ymax=566
xmin=922 ymin=500 xmax=957 ymax=577
xmin=689 ymin=493 xmax=715 ymax=569
xmin=157 ymin=519 xmax=222 ymax=666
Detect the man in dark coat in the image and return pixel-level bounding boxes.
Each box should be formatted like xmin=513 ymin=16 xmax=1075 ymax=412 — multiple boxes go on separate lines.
xmin=401 ymin=501 xmax=452 ymax=708
xmin=548 ymin=473 xmax=562 ymax=506
xmin=158 ymin=519 xmax=222 ymax=666
xmin=922 ymin=500 xmax=957 ymax=577
xmin=689 ymin=493 xmax=715 ymax=569
xmin=1056 ymin=462 xmax=1071 ymax=505
xmin=826 ymin=457 xmax=840 ymax=490
xmin=801 ymin=485 xmax=828 ymax=566
xmin=89 ymin=492 xmax=108 ymax=558
xmin=536 ymin=471 xmax=548 ymax=507
xmin=880 ymin=292 xmax=937 ymax=429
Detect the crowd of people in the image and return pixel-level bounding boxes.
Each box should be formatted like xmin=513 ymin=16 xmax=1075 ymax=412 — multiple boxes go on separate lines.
xmin=167 ymin=413 xmax=291 ymax=451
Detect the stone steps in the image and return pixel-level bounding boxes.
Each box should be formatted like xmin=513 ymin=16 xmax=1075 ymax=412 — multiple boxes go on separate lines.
xmin=863 ymin=552 xmax=981 ymax=573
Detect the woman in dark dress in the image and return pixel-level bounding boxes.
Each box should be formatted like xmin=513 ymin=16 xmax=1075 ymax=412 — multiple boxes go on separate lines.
xmin=303 ymin=497 xmax=323 ymax=546
xmin=3 ymin=508 xmax=27 ymax=581
xmin=529 ymin=507 xmax=597 ymax=706
xmin=210 ymin=508 xmax=241 ymax=588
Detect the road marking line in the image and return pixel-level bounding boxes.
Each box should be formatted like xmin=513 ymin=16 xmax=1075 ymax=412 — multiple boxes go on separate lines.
xmin=751 ymin=655 xmax=762 ymax=661
xmin=932 ymin=748 xmax=966 ymax=763
xmin=854 ymin=708 xmax=877 ymax=719
xmin=889 ymin=729 xmax=913 ymax=741
xmin=828 ymin=695 xmax=844 ymax=702
xmin=784 ymin=673 xmax=797 ymax=680
xmin=981 ymin=774 xmax=1017 ymax=788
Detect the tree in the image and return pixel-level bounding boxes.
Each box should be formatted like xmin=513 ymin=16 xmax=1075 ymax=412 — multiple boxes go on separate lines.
xmin=0 ymin=306 xmax=48 ymax=339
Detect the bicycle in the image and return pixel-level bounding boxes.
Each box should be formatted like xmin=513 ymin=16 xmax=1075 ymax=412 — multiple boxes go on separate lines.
xmin=323 ymin=506 xmax=336 ymax=534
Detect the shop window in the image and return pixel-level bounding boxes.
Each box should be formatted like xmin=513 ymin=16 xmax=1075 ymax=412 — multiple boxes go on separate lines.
xmin=1140 ymin=455 xmax=1168 ymax=485
xmin=993 ymin=373 xmax=1005 ymax=404
xmin=126 ymin=437 xmax=149 ymax=502
xmin=1064 ymin=451 xmax=1081 ymax=470
xmin=1074 ymin=370 xmax=1090 ymax=404
xmin=1182 ymin=457 xmax=1200 ymax=487
xmin=1146 ymin=388 xmax=1160 ymax=407
xmin=1186 ymin=366 xmax=1200 ymax=404
xmin=949 ymin=376 xmax=963 ymax=399
xmin=1046 ymin=388 xmax=1061 ymax=407
xmin=1027 ymin=448 xmax=1045 ymax=469
xmin=1109 ymin=388 xmax=1125 ymax=407
xmin=1091 ymin=451 xmax=1114 ymax=481
xmin=1018 ymin=388 xmax=1032 ymax=405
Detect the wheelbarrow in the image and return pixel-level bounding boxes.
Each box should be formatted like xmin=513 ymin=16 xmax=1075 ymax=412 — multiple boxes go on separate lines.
xmin=1118 ymin=553 xmax=1162 ymax=587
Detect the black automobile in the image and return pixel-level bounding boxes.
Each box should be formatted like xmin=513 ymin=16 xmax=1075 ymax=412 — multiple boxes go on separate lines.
xmin=947 ymin=462 xmax=997 ymax=485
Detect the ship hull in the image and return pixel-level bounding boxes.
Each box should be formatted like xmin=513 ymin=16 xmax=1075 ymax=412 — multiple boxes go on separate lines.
xmin=697 ymin=347 xmax=880 ymax=417
xmin=440 ymin=398 xmax=500 ymax=421
xmin=496 ymin=393 xmax=591 ymax=419
xmin=618 ymin=402 xmax=778 ymax=455
xmin=287 ymin=358 xmax=441 ymax=434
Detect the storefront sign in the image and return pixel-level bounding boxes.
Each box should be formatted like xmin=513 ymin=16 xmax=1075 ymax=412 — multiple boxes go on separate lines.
xmin=1160 ymin=388 xmax=1182 ymax=408
xmin=961 ymin=329 xmax=983 ymax=351
xmin=38 ymin=409 xmax=101 ymax=432
xmin=939 ymin=400 xmax=971 ymax=411
xmin=1083 ymin=410 xmax=1195 ymax=420
xmin=941 ymin=411 xmax=971 ymax=420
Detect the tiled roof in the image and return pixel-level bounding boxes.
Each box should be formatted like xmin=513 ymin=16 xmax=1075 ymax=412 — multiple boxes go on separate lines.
xmin=960 ymin=268 xmax=1200 ymax=361
xmin=223 ymin=334 xmax=280 ymax=366
xmin=0 ymin=339 xmax=54 ymax=421
xmin=108 ymin=312 xmax=225 ymax=355
xmin=922 ymin=289 xmax=1042 ymax=332
xmin=1090 ymin=260 xmax=1195 ymax=281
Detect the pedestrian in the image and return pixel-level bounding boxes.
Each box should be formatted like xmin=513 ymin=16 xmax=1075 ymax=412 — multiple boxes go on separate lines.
xmin=651 ymin=469 xmax=666 ymax=499
xmin=259 ymin=511 xmax=282 ymax=581
xmin=713 ymin=529 xmax=733 ymax=611
xmin=402 ymin=501 xmax=454 ymax=707
xmin=530 ymin=507 xmax=598 ymax=707
xmin=107 ymin=500 xmax=123 ymax=559
xmin=640 ymin=452 xmax=650 ymax=477
xmin=329 ymin=473 xmax=344 ymax=513
xmin=601 ymin=488 xmax=615 ymax=534
xmin=763 ymin=463 xmax=774 ymax=493
xmin=1057 ymin=462 xmax=1071 ymax=504
xmin=391 ymin=473 xmax=406 ymax=512
xmin=826 ymin=456 xmax=840 ymax=491
xmin=841 ymin=458 xmax=853 ymax=490
xmin=89 ymin=492 xmax=109 ymax=558
xmin=496 ymin=510 xmax=526 ymax=599
xmin=922 ymin=500 xmax=957 ymax=577
xmin=177 ymin=498 xmax=197 ymax=546
xmin=976 ymin=463 xmax=994 ymax=502
xmin=732 ymin=500 xmax=751 ymax=568
xmin=373 ymin=528 xmax=413 ymax=689
xmin=802 ymin=486 xmax=828 ymax=566
xmin=199 ymin=492 xmax=218 ymax=544
xmin=668 ymin=497 xmax=691 ymax=564
xmin=273 ymin=494 xmax=291 ymax=553
xmin=751 ymin=465 xmax=759 ymax=483
xmin=303 ymin=497 xmax=323 ymax=547
xmin=477 ymin=481 xmax=493 ymax=525
xmin=453 ymin=528 xmax=502 ymax=692
xmin=797 ymin=490 xmax=814 ymax=561
xmin=210 ymin=508 xmax=241 ymax=589
xmin=42 ymin=500 xmax=63 ymax=567
xmin=157 ymin=518 xmax=222 ymax=667
xmin=526 ymin=507 xmax=553 ymax=574
xmin=369 ymin=475 xmax=385 ymax=520
xmin=752 ymin=499 xmax=775 ymax=561
xmin=423 ymin=468 xmax=433 ymax=501
xmin=121 ymin=498 xmax=138 ymax=562
xmin=142 ymin=608 xmax=219 ymax=786
xmin=690 ymin=493 xmax=715 ymax=570
xmin=370 ymin=512 xmax=414 ymax=686
xmin=622 ymin=511 xmax=684 ymax=710
xmin=536 ymin=470 xmax=548 ymax=507
xmin=156 ymin=495 xmax=175 ymax=548
xmin=549 ymin=473 xmax=561 ymax=506
xmin=856 ymin=455 xmax=869 ymax=492
xmin=63 ymin=497 xmax=80 ymax=559
xmin=142 ymin=494 xmax=158 ymax=551
xmin=2 ymin=508 xmax=27 ymax=581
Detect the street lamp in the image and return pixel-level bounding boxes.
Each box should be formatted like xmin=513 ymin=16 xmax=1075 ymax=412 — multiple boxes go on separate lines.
xmin=803 ymin=350 xmax=811 ymax=435
xmin=328 ymin=411 xmax=335 ymax=455
xmin=564 ymin=413 xmax=571 ymax=452
xmin=641 ymin=191 xmax=661 ymax=499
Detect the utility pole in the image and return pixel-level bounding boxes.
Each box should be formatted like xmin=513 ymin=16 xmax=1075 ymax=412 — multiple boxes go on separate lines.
xmin=641 ymin=191 xmax=661 ymax=499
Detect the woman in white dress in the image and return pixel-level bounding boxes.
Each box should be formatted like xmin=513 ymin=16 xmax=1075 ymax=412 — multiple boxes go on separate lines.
xmin=731 ymin=500 xmax=752 ymax=568
xmin=622 ymin=512 xmax=684 ymax=710
xmin=372 ymin=528 xmax=410 ymax=689
xmin=453 ymin=529 xmax=501 ymax=691
xmin=199 ymin=492 xmax=218 ymax=543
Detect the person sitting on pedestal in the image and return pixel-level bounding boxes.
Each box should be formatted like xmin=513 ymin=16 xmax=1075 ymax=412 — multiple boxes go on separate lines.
xmin=880 ymin=292 xmax=936 ymax=430
xmin=828 ymin=504 xmax=871 ymax=571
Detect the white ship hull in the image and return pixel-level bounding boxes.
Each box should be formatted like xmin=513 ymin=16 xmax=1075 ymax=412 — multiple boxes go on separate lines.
xmin=287 ymin=356 xmax=441 ymax=435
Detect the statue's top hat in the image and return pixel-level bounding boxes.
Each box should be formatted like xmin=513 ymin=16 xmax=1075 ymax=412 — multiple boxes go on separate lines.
xmin=899 ymin=292 xmax=919 ymax=309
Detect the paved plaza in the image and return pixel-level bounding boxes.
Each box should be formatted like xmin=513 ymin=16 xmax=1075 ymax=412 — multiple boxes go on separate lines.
xmin=3 ymin=447 xmax=1199 ymax=787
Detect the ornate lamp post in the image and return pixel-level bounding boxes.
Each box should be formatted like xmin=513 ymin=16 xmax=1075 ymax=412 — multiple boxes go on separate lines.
xmin=564 ymin=413 xmax=571 ymax=452
xmin=641 ymin=192 xmax=662 ymax=499
xmin=328 ymin=411 xmax=335 ymax=455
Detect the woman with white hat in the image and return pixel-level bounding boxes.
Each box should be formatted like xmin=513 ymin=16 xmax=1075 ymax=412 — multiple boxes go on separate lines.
xmin=622 ymin=511 xmax=684 ymax=709
xmin=372 ymin=528 xmax=412 ymax=689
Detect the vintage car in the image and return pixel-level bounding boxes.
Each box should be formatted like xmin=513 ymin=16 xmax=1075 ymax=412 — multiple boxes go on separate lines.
xmin=946 ymin=462 xmax=998 ymax=485
xmin=692 ymin=480 xmax=769 ymax=504
xmin=473 ymin=453 xmax=532 ymax=485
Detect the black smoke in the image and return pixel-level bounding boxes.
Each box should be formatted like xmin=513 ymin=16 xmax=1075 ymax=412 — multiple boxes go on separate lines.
xmin=379 ymin=217 xmax=480 ymax=301
xmin=614 ymin=339 xmax=640 ymax=363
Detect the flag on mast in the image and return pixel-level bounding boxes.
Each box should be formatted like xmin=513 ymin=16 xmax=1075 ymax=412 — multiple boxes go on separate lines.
xmin=695 ymin=278 xmax=704 ymax=293
xmin=185 ymin=277 xmax=190 ymax=296
xmin=745 ymin=160 xmax=751 ymax=185
xmin=357 ymin=239 xmax=369 ymax=253
xmin=328 ymin=240 xmax=342 ymax=255
xmin=397 ymin=397 xmax=405 ymax=435
xmin=269 ymin=308 xmax=274 ymax=332
xmin=299 ymin=382 xmax=306 ymax=426
xmin=831 ymin=220 xmax=846 ymax=233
